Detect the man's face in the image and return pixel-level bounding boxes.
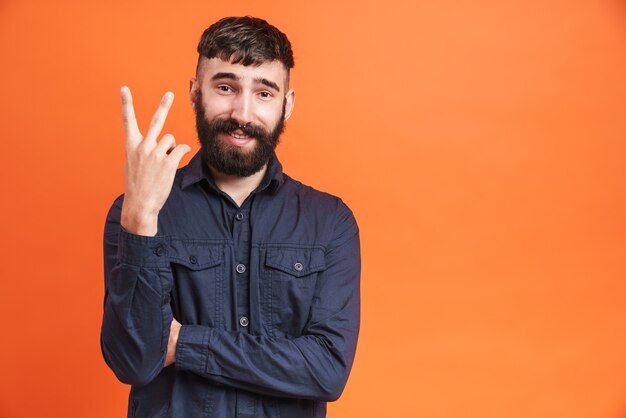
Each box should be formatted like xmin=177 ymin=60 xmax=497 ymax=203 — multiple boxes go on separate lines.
xmin=191 ymin=57 xmax=295 ymax=177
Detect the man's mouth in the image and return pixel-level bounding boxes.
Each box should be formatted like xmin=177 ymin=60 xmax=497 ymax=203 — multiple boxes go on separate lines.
xmin=230 ymin=131 xmax=250 ymax=139
xmin=228 ymin=128 xmax=252 ymax=140
xmin=222 ymin=129 xmax=255 ymax=147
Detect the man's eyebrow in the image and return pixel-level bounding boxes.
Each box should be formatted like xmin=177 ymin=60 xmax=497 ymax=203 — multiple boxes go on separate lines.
xmin=255 ymin=77 xmax=281 ymax=93
xmin=210 ymin=72 xmax=240 ymax=81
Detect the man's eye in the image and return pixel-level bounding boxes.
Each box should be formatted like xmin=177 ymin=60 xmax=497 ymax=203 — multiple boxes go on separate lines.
xmin=218 ymin=85 xmax=233 ymax=92
xmin=259 ymin=91 xmax=272 ymax=99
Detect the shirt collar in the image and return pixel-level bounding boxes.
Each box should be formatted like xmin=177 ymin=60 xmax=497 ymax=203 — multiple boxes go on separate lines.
xmin=181 ymin=150 xmax=284 ymax=193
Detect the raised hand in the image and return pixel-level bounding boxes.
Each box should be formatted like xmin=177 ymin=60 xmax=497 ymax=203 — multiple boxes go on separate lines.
xmin=119 ymin=86 xmax=192 ymax=236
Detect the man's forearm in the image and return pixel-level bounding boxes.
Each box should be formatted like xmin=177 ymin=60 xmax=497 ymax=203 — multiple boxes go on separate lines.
xmin=102 ymin=199 xmax=173 ymax=387
xmin=174 ymin=322 xmax=357 ymax=402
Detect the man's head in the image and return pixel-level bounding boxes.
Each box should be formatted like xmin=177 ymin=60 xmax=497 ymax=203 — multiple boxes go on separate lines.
xmin=190 ymin=16 xmax=295 ymax=177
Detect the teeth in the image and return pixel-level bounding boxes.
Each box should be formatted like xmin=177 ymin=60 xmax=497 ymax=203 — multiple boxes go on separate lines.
xmin=230 ymin=132 xmax=249 ymax=139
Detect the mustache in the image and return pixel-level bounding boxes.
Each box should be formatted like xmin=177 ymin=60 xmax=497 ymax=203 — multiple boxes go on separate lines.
xmin=210 ymin=118 xmax=269 ymax=141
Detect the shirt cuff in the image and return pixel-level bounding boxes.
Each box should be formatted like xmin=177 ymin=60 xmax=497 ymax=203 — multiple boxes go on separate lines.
xmin=175 ymin=325 xmax=214 ymax=374
xmin=117 ymin=229 xmax=170 ymax=268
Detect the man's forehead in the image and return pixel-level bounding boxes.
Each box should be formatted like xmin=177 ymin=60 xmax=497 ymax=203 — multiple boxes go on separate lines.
xmin=198 ymin=57 xmax=289 ymax=87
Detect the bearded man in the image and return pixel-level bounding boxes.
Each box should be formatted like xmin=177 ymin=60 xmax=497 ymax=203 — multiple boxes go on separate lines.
xmin=101 ymin=16 xmax=361 ymax=418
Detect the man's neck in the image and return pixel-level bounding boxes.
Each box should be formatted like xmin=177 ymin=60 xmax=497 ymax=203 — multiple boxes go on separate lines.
xmin=209 ymin=164 xmax=268 ymax=207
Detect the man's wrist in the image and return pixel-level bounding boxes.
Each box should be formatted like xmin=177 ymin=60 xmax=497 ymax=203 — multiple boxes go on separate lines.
xmin=121 ymin=204 xmax=159 ymax=236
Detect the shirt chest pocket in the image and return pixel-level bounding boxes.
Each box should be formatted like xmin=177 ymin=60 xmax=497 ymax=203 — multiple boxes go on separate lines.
xmin=262 ymin=247 xmax=326 ymax=338
xmin=169 ymin=241 xmax=225 ymax=327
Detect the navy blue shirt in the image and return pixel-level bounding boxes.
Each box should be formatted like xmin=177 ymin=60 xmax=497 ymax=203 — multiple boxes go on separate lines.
xmin=101 ymin=151 xmax=361 ymax=418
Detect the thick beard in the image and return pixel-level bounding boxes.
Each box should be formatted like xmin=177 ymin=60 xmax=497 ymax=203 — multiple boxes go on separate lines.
xmin=195 ymin=91 xmax=285 ymax=177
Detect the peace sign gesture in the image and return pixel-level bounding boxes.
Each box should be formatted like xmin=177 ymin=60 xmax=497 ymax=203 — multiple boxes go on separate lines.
xmin=119 ymin=86 xmax=191 ymax=236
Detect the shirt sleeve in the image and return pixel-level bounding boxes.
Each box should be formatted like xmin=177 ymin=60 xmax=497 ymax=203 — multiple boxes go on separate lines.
xmin=100 ymin=195 xmax=174 ymax=387
xmin=174 ymin=201 xmax=361 ymax=402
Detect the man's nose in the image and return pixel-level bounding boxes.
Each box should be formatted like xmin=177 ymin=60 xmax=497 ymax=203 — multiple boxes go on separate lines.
xmin=230 ymin=93 xmax=254 ymax=125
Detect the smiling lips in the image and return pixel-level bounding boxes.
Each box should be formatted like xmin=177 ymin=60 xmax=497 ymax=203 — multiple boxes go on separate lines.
xmin=223 ymin=129 xmax=254 ymax=147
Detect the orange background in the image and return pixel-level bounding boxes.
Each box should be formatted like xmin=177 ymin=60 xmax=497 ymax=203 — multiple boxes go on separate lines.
xmin=1 ymin=0 xmax=626 ymax=417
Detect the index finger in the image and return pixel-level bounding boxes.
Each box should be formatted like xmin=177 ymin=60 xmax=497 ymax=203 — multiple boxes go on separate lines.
xmin=120 ymin=86 xmax=141 ymax=141
xmin=144 ymin=91 xmax=174 ymax=143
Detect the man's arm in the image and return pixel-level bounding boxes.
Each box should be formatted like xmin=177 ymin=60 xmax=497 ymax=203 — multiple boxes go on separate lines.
xmin=101 ymin=196 xmax=175 ymax=386
xmin=100 ymin=87 xmax=190 ymax=386
xmin=171 ymin=202 xmax=361 ymax=401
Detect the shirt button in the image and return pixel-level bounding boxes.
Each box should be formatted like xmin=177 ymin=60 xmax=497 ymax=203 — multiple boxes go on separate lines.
xmin=235 ymin=212 xmax=244 ymax=221
xmin=294 ymin=262 xmax=304 ymax=272
xmin=239 ymin=316 xmax=249 ymax=327
xmin=236 ymin=263 xmax=246 ymax=274
xmin=155 ymin=247 xmax=165 ymax=257
xmin=189 ymin=255 xmax=197 ymax=264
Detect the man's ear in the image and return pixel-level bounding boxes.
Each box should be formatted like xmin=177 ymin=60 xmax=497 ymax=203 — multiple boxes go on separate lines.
xmin=284 ymin=89 xmax=295 ymax=120
xmin=189 ymin=77 xmax=199 ymax=108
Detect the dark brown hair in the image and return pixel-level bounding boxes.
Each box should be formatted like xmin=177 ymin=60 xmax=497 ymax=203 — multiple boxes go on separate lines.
xmin=196 ymin=16 xmax=294 ymax=74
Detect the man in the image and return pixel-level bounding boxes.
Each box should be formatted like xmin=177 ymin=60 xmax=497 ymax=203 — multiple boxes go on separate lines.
xmin=101 ymin=16 xmax=360 ymax=418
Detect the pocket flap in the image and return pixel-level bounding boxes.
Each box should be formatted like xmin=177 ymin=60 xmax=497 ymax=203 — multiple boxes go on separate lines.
xmin=169 ymin=240 xmax=224 ymax=270
xmin=265 ymin=247 xmax=326 ymax=277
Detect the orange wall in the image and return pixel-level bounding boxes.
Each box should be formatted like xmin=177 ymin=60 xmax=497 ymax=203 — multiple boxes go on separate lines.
xmin=1 ymin=1 xmax=626 ymax=417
